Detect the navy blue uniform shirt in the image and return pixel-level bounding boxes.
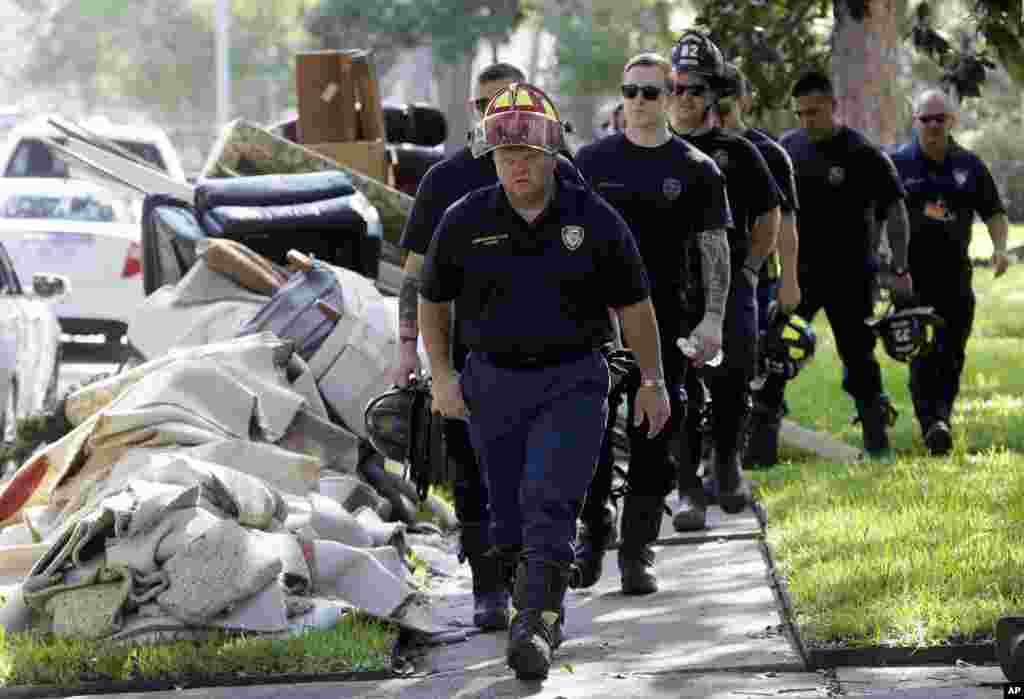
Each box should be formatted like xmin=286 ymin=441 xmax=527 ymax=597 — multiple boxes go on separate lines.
xmin=744 ymin=128 xmax=799 ymax=214
xmin=743 ymin=127 xmax=799 ymax=282
xmin=781 ymin=126 xmax=905 ymax=272
xmin=676 ymin=127 xmax=781 ymax=262
xmin=575 ymin=133 xmax=731 ymax=324
xmin=420 ymin=175 xmax=651 ymax=355
xmin=400 ymin=145 xmax=576 ymax=255
xmin=889 ymin=137 xmax=1005 ymax=273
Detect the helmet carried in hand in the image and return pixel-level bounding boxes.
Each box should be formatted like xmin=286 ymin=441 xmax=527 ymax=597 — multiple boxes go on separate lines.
xmin=760 ymin=303 xmax=817 ymax=380
xmin=866 ymin=304 xmax=945 ymax=363
xmin=363 ymin=379 xmax=447 ymax=500
xmin=471 ymin=82 xmax=568 ymax=159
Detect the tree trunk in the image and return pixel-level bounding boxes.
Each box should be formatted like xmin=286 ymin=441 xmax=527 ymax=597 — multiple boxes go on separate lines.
xmin=831 ymin=0 xmax=905 ymax=147
xmin=434 ymin=51 xmax=476 ymax=155
xmin=555 ymin=94 xmax=600 ymax=149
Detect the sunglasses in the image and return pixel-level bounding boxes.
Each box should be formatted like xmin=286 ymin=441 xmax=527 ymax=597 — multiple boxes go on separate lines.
xmin=673 ymin=83 xmax=709 ymax=97
xmin=917 ymin=114 xmax=948 ymax=125
xmin=621 ymin=84 xmax=668 ymax=100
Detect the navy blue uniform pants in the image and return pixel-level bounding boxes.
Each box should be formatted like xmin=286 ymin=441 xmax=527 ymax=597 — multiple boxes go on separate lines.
xmin=758 ymin=270 xmax=884 ymax=413
xmin=447 ymin=343 xmax=490 ymax=529
xmin=757 ymin=278 xmax=779 ymax=345
xmin=680 ymin=267 xmax=758 ymax=487
xmin=909 ymin=269 xmax=975 ymax=429
xmin=461 ymin=351 xmax=610 ymax=566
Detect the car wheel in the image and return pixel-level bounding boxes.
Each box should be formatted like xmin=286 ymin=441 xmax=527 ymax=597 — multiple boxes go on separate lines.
xmin=2 ymin=378 xmax=19 ymax=445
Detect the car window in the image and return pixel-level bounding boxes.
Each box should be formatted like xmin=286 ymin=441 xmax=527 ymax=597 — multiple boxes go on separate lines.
xmin=112 ymin=139 xmax=167 ymax=173
xmin=0 ymin=241 xmax=21 ymax=295
xmin=0 ymin=191 xmax=128 ymax=223
xmin=5 ymin=138 xmax=70 ymax=178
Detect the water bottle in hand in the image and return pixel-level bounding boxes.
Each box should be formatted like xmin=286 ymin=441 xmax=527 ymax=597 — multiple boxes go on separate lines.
xmin=677 ymin=337 xmax=724 ymax=367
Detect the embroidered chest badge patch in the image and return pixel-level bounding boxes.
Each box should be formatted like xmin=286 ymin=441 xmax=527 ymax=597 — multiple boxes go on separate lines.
xmin=828 ymin=165 xmax=845 ymax=186
xmin=663 ymin=178 xmax=683 ymax=201
xmin=712 ymin=149 xmax=730 ymax=170
xmin=561 ymin=225 xmax=585 ymax=251
xmin=953 ymin=169 xmax=969 ymax=187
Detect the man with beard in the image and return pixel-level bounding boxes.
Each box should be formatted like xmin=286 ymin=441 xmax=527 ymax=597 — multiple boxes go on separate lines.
xmin=759 ymin=70 xmax=912 ymax=460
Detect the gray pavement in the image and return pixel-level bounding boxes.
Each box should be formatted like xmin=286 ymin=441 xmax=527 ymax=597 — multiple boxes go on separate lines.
xmin=57 ymin=455 xmax=1010 ymax=699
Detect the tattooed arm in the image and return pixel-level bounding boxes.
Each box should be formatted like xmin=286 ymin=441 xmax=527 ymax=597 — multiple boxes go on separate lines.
xmin=390 ymin=252 xmax=425 ymax=386
xmin=687 ymin=228 xmax=730 ymax=364
xmin=697 ymin=228 xmax=730 ymax=320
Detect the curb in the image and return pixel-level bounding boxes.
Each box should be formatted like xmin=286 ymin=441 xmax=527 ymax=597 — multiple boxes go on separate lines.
xmin=751 ymin=490 xmax=1000 ymax=673
xmin=0 ymin=669 xmax=398 ymax=699
xmin=754 ymin=500 xmax=811 ymax=672
xmin=806 ymin=642 xmax=995 ymax=669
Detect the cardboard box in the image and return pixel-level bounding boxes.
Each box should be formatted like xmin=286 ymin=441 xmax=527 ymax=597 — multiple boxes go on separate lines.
xmin=296 ymin=50 xmax=386 ymax=145
xmin=296 ymin=51 xmax=359 ymax=143
xmin=307 ymin=140 xmax=390 ymax=183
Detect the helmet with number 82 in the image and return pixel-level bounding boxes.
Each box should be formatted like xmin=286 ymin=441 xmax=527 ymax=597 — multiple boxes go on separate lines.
xmin=671 ymin=30 xmax=728 ymax=90
xmin=471 ymin=82 xmax=568 ymax=159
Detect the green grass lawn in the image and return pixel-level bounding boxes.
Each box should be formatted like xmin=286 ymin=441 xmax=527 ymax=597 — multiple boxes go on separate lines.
xmin=0 ymin=612 xmax=396 ymax=688
xmin=752 ymin=244 xmax=1024 ymax=648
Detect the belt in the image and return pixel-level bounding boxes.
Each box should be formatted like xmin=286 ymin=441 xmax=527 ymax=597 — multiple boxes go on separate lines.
xmin=478 ymin=346 xmax=596 ymax=369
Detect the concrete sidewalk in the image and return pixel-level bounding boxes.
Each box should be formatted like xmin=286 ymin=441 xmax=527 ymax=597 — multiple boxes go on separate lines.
xmin=73 ymin=500 xmax=1009 ymax=699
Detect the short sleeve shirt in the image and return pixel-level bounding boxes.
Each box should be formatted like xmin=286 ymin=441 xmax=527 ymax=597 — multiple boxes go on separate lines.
xmin=399 ymin=147 xmax=498 ymax=255
xmin=781 ymin=126 xmax=905 ymax=270
xmin=678 ymin=128 xmax=781 ymax=262
xmin=575 ymin=133 xmax=730 ymax=319
xmin=420 ymin=177 xmax=650 ymax=355
xmin=744 ymin=128 xmax=799 ymax=213
xmin=889 ymin=138 xmax=1005 ymax=273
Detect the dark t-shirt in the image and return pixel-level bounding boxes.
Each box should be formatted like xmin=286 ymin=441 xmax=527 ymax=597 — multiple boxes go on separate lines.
xmin=399 ymin=146 xmax=499 ymax=256
xmin=675 ymin=127 xmax=780 ymax=264
xmin=420 ymin=177 xmax=650 ymax=355
xmin=781 ymin=126 xmax=905 ymax=278
xmin=575 ymin=133 xmax=731 ymax=325
xmin=400 ymin=146 xmax=579 ymax=255
xmin=888 ymin=138 xmax=1005 ymax=278
xmin=744 ymin=127 xmax=799 ymax=213
xmin=743 ymin=127 xmax=799 ymax=281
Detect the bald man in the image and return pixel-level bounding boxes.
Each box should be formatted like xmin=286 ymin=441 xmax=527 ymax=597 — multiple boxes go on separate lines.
xmin=888 ymin=88 xmax=1009 ymax=455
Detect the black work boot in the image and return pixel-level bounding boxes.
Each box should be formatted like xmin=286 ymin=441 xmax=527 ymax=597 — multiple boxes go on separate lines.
xmin=745 ymin=402 xmax=783 ymax=469
xmin=924 ymin=419 xmax=953 ymax=456
xmin=856 ymin=395 xmax=897 ymax=461
xmin=571 ymin=502 xmax=616 ymax=589
xmin=459 ymin=523 xmax=510 ymax=631
xmin=507 ymin=559 xmax=570 ymax=681
xmin=717 ymin=449 xmax=750 ymax=515
xmin=672 ymin=487 xmax=708 ymax=532
xmin=617 ymin=494 xmax=664 ymax=595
